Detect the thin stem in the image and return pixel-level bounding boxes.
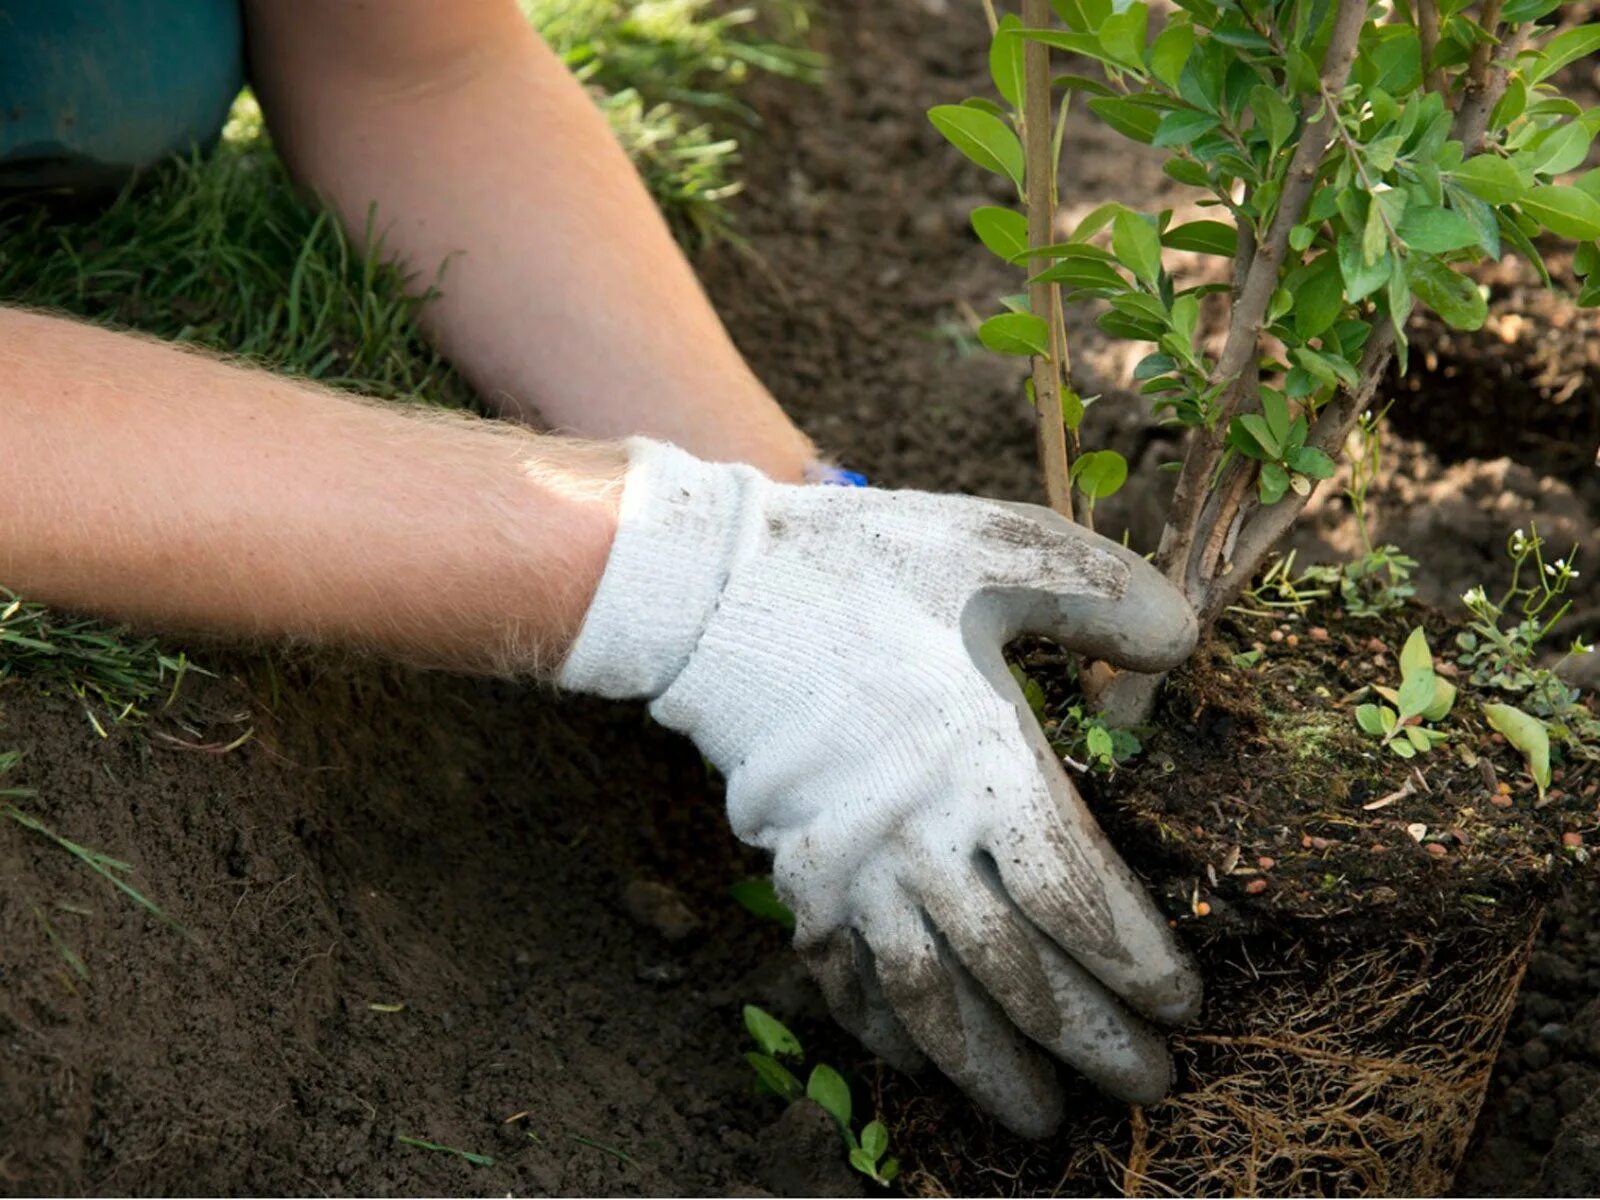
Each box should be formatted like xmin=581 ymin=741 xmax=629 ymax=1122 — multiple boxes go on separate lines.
xmin=1417 ymin=0 xmax=1447 ymax=95
xmin=1023 ymin=0 xmax=1074 ymax=520
xmin=1155 ymin=0 xmax=1368 ymax=594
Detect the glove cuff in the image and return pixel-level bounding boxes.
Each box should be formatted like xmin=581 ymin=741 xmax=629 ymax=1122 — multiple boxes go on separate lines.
xmin=559 ymin=438 xmax=764 ymax=700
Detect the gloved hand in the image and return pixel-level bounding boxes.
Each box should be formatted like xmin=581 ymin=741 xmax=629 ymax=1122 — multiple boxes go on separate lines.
xmin=561 ymin=440 xmax=1201 ymax=1136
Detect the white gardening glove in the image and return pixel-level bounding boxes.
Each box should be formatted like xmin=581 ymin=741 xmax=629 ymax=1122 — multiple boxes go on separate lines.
xmin=561 ymin=440 xmax=1201 ymax=1137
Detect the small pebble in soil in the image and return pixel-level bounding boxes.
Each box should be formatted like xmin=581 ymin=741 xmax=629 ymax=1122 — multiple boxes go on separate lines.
xmin=1564 ymin=832 xmax=1585 ymax=849
xmin=1257 ymin=856 xmax=1276 ymax=869
xmin=1245 ymin=879 xmax=1268 ymax=895
xmin=621 ymin=879 xmax=702 ymax=942
xmin=1426 ymin=842 xmax=1450 ymax=858
xmin=1310 ymin=627 xmax=1330 ymax=642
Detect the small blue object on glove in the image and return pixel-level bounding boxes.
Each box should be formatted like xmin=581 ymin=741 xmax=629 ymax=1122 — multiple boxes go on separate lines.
xmin=805 ymin=463 xmax=869 ymax=487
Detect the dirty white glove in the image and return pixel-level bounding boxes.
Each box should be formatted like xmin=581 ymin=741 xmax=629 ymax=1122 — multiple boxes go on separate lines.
xmin=561 ymin=440 xmax=1201 ymax=1136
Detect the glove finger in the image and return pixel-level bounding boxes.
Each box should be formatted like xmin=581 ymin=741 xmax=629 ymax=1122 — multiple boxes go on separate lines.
xmin=919 ymin=857 xmax=1173 ymax=1105
xmin=981 ymin=499 xmax=1198 ymax=673
xmin=863 ymin=895 xmax=1065 ymax=1138
xmin=985 ymin=761 xmax=1203 ymax=1026
xmin=798 ymin=927 xmax=926 ymax=1073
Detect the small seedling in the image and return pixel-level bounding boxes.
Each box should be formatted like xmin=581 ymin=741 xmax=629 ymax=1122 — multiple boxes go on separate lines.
xmin=730 ymin=875 xmax=795 ymax=928
xmin=1355 ymin=627 xmax=1456 ymax=759
xmin=740 ymin=1005 xmax=899 ymax=1187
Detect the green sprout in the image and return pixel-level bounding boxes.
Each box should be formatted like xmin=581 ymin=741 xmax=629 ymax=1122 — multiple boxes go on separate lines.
xmin=741 ymin=1005 xmax=900 ymax=1187
xmin=1355 ymin=627 xmax=1457 ymax=759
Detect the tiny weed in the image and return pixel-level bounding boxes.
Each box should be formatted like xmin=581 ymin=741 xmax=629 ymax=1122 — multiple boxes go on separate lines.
xmin=1354 ymin=627 xmax=1456 ymax=759
xmin=393 ymin=1135 xmax=495 ymax=1167
xmin=741 ymin=1005 xmax=899 ymax=1187
xmin=567 ymin=1133 xmax=634 ymax=1165
xmin=2 ymin=751 xmax=184 ymax=937
xmin=1456 ymin=527 xmax=1598 ymax=789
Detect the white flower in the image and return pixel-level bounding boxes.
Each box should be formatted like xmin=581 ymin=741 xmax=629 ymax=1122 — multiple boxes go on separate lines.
xmin=1462 ymin=586 xmax=1487 ymax=607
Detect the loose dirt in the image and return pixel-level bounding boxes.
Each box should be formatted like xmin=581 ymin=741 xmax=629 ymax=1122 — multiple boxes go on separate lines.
xmin=4 ymin=0 xmax=1600 ymax=1194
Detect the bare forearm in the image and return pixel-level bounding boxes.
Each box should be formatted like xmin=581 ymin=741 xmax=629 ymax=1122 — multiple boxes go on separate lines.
xmin=0 ymin=308 xmax=621 ymax=673
xmin=244 ymin=1 xmax=814 ymax=480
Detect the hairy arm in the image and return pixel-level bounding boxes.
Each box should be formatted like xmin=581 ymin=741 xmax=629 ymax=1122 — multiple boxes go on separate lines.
xmin=242 ymin=0 xmax=815 ymax=481
xmin=0 ymin=308 xmax=621 ymax=674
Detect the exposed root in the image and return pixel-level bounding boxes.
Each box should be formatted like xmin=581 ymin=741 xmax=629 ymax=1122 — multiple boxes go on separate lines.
xmin=1095 ymin=914 xmax=1540 ymax=1197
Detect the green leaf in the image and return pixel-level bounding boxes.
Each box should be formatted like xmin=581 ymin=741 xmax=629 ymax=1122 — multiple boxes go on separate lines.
xmin=1338 ymin=234 xmax=1391 ymax=303
xmin=1424 ymin=677 xmax=1458 ymax=723
xmin=850 ymin=1148 xmax=882 ymax=1180
xmin=1483 ymin=703 xmax=1552 ymax=799
xmin=971 ymin=207 xmax=1030 ymax=261
xmin=1099 ymin=4 xmax=1150 ymax=71
xmin=1390 ymin=737 xmax=1417 ymax=759
xmin=1152 ymin=108 xmax=1221 ymax=147
xmin=1088 ymin=96 xmax=1162 ymax=143
xmin=1165 ymin=157 xmax=1212 ymax=187
xmin=1531 ymin=24 xmax=1600 ymax=85
xmin=960 ymin=97 xmax=1010 ymax=120
xmin=1521 ymin=185 xmax=1600 ymax=239
xmin=928 ymin=105 xmax=1025 ymax=188
xmin=1400 ymin=626 xmax=1434 ymax=677
xmin=1395 ymin=206 xmax=1483 ymax=253
xmin=1238 ymin=413 xmax=1281 ymax=458
xmin=1148 ymin=22 xmax=1195 ymax=89
xmin=746 ymin=1052 xmax=804 ymax=1101
xmin=1112 ymin=210 xmax=1163 ymax=287
xmin=1450 ymin=155 xmax=1534 ymax=205
xmin=1029 ymin=258 xmax=1128 ymax=290
xmin=1258 ymin=461 xmax=1290 ymax=505
xmin=730 ymin=877 xmax=795 ymax=928
xmin=1356 ymin=704 xmax=1388 ymax=737
xmin=979 ymin=312 xmax=1051 ymax=356
xmin=1502 ymin=0 xmax=1563 ymax=21
xmin=1288 ymin=446 xmax=1336 ymax=479
xmin=744 ymin=1005 xmax=803 ymax=1058
xmin=1019 ymin=29 xmax=1132 ymax=73
xmin=807 ymin=1064 xmax=854 ymax=1129
xmin=729 ymin=876 xmax=796 ymax=934
xmin=1406 ymin=256 xmax=1487 ymax=331
xmin=1295 ymin=254 xmax=1345 ymax=340
xmin=990 ymin=18 xmax=1026 ymax=110
xmin=1397 ymin=666 xmax=1437 ymax=720
xmin=1068 ymin=201 xmax=1125 ymax=243
xmin=1260 ymin=390 xmax=1291 ymax=450
xmin=1530 ymin=122 xmax=1595 ymax=177
xmin=1404 ymin=725 xmax=1434 ymax=751
xmin=1061 ymin=386 xmax=1085 ymax=430
xmin=1086 ymin=725 xmax=1115 ymax=762
xmin=860 ymin=1120 xmax=889 ymax=1161
xmin=1252 ymin=85 xmax=1297 ymax=152
xmin=1072 ymin=449 xmax=1129 ymax=499
xmin=1162 ymin=219 xmax=1238 ymax=256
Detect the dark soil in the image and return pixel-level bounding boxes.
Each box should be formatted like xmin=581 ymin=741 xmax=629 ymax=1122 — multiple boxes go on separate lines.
xmin=4 ymin=0 xmax=1600 ymax=1195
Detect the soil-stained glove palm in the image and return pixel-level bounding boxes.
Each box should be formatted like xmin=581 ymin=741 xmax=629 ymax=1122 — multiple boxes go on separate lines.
xmin=561 ymin=440 xmax=1202 ymax=1136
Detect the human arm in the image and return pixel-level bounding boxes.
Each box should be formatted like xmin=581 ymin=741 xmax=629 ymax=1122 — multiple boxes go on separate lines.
xmin=0 ymin=308 xmax=621 ymax=673
xmin=241 ymin=0 xmax=816 ymax=481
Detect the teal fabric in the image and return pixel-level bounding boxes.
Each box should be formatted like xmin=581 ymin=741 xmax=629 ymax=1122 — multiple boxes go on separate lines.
xmin=0 ymin=0 xmax=244 ymax=190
